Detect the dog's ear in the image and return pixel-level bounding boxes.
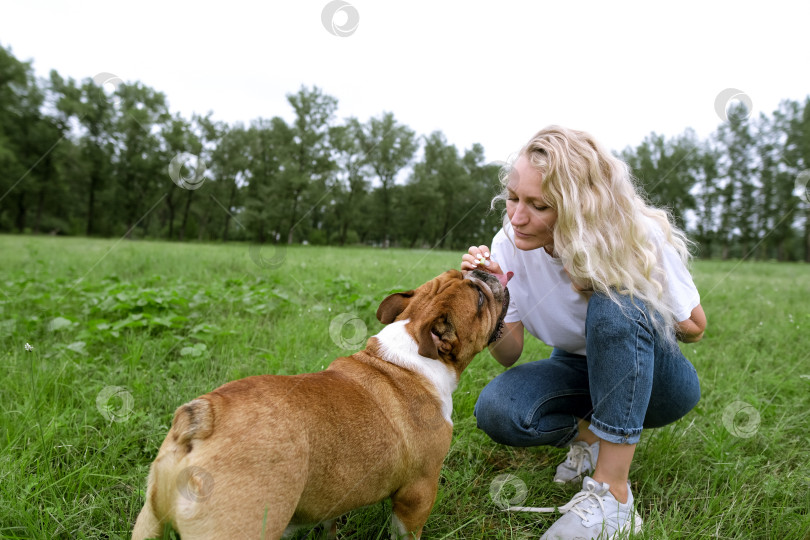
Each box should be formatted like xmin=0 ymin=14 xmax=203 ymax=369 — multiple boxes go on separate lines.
xmin=416 ymin=316 xmax=456 ymax=361
xmin=376 ymin=290 xmax=415 ymax=324
xmin=416 ymin=320 xmax=439 ymax=359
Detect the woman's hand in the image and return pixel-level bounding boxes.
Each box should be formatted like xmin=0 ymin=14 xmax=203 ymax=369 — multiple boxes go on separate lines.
xmin=461 ymin=245 xmax=523 ymax=366
xmin=461 ymin=245 xmax=504 ymax=275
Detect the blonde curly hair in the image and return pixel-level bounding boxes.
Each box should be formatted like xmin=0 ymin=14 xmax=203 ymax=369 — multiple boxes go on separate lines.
xmin=494 ymin=125 xmax=694 ymax=343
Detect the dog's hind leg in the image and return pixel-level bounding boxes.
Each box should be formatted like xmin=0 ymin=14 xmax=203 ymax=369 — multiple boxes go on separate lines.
xmin=131 ymin=498 xmax=162 ymax=540
xmin=389 ymin=477 xmax=439 ymax=540
xmin=132 ymin=467 xmax=166 ymax=540
xmin=174 ymin=483 xmax=303 ymax=540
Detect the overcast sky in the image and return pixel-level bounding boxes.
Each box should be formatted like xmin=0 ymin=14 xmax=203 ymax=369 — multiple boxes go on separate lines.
xmin=2 ymin=0 xmax=809 ymax=163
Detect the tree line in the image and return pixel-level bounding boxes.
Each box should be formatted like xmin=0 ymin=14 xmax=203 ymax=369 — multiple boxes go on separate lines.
xmin=2 ymin=44 xmax=809 ymax=260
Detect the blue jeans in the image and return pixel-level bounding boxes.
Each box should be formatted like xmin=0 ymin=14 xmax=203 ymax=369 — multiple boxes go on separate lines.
xmin=474 ymin=292 xmax=701 ymax=446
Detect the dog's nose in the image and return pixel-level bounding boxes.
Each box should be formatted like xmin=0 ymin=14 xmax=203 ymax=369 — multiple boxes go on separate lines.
xmin=470 ymin=269 xmax=512 ymax=291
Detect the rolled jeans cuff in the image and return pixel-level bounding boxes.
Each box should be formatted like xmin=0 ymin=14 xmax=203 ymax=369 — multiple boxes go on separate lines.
xmin=588 ymin=416 xmax=642 ymax=445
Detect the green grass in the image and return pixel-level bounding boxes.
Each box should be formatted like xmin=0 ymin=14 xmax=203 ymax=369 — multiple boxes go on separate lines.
xmin=1 ymin=234 xmax=809 ymax=539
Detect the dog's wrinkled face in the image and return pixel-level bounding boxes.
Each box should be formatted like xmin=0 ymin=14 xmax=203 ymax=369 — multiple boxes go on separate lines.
xmin=376 ymin=269 xmax=511 ymax=377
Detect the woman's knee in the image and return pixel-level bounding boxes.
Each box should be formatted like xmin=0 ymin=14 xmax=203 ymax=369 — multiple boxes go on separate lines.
xmin=473 ymin=379 xmax=518 ymax=443
xmin=474 ymin=364 xmax=587 ymax=448
xmin=644 ymin=361 xmax=701 ymax=428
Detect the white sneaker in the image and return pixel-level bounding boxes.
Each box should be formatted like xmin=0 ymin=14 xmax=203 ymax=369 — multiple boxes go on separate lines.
xmin=554 ymin=440 xmax=599 ymax=484
xmin=537 ymin=476 xmax=643 ymax=540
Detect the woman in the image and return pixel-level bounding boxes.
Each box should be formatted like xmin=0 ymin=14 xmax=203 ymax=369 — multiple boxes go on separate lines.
xmin=461 ymin=126 xmax=705 ymax=539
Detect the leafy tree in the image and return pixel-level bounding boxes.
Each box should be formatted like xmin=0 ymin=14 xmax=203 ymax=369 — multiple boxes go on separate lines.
xmin=209 ymin=122 xmax=251 ymax=241
xmin=355 ymin=112 xmax=417 ymax=246
xmin=691 ymin=141 xmax=722 ymax=258
xmin=243 ymin=116 xmax=293 ymax=243
xmin=50 ymin=71 xmax=117 ymax=236
xmin=328 ymin=117 xmax=370 ymax=245
xmin=23 ymin=116 xmax=67 ymax=233
xmin=404 ymin=131 xmax=476 ymax=248
xmin=403 ymin=132 xmax=449 ymax=247
xmin=714 ymin=102 xmax=757 ymax=258
xmin=460 ymin=143 xmax=504 ymax=247
xmin=755 ymin=102 xmax=801 ymax=260
xmin=161 ymin=113 xmax=198 ymax=239
xmin=0 ymin=46 xmax=66 ymax=233
xmin=111 ymin=81 xmax=171 ymax=237
xmin=784 ymin=97 xmax=810 ymax=262
xmin=621 ymin=130 xmax=699 ymax=230
xmin=285 ymin=86 xmax=338 ymax=244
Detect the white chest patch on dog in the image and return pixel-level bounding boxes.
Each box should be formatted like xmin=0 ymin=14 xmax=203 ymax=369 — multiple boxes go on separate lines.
xmin=374 ymin=319 xmax=458 ymax=425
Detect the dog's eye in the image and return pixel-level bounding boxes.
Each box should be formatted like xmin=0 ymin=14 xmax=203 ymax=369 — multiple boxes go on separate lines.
xmin=477 ymin=289 xmax=485 ymax=309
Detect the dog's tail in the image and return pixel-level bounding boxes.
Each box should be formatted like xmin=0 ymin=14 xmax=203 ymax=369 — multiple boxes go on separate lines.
xmin=132 ymin=398 xmax=216 ymax=539
xmin=171 ymin=398 xmax=215 ymax=448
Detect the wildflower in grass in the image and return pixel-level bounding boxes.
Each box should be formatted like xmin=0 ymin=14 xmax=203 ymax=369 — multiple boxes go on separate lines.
xmin=24 ymin=343 xmax=34 ymax=352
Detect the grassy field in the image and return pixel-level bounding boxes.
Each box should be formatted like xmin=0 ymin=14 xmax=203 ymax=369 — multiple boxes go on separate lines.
xmin=1 ymin=234 xmax=809 ymax=539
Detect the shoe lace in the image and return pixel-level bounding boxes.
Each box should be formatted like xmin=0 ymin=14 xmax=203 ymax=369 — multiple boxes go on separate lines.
xmin=506 ymin=483 xmax=605 ymax=518
xmin=564 ymin=444 xmax=594 ymax=475
xmin=557 ymin=488 xmax=605 ymax=520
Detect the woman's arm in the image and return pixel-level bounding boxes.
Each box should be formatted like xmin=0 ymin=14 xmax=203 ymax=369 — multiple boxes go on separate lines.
xmin=675 ymin=304 xmax=707 ymax=343
xmin=489 ymin=321 xmax=524 ymax=367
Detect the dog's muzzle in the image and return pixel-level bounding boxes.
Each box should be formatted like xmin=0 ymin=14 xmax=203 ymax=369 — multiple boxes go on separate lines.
xmin=467 ymin=269 xmax=513 ymax=345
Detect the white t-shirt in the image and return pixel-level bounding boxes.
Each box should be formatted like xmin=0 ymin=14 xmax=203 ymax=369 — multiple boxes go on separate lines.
xmin=490 ymin=221 xmax=700 ymax=356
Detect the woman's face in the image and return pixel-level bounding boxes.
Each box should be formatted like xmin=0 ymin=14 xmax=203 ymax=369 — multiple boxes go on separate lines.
xmin=506 ymin=155 xmax=558 ymax=252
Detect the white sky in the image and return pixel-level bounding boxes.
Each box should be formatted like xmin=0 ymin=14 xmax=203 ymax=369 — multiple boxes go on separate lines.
xmin=2 ymin=0 xmax=809 ymax=163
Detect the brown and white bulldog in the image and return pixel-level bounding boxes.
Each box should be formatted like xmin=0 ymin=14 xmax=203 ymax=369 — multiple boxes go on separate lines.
xmin=132 ymin=268 xmax=512 ymax=540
